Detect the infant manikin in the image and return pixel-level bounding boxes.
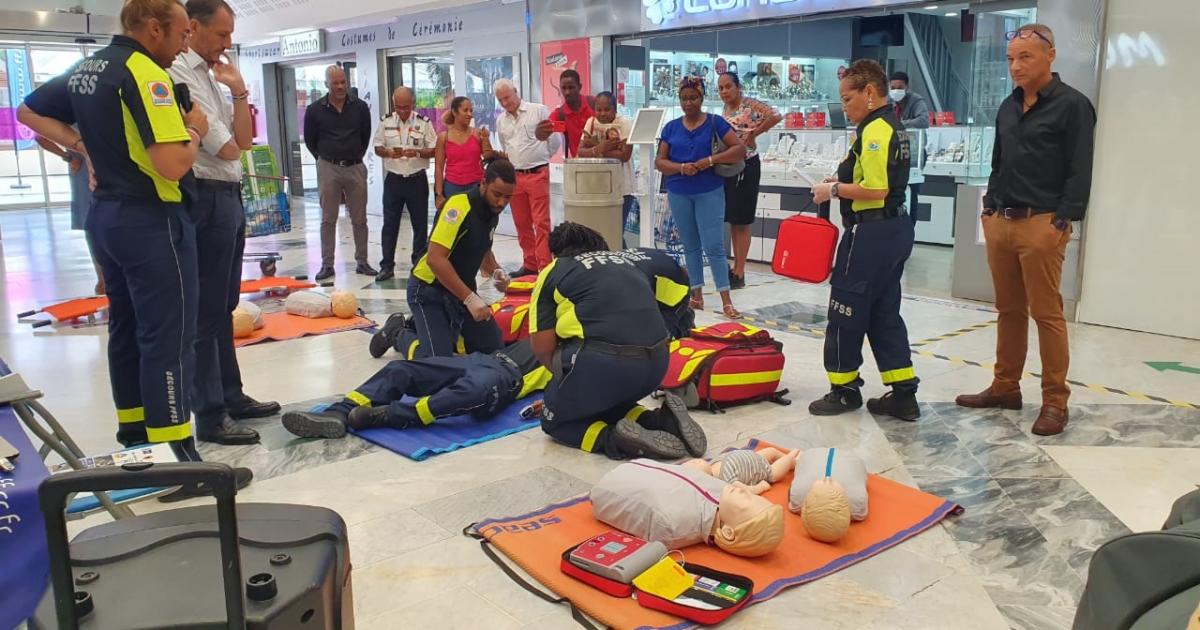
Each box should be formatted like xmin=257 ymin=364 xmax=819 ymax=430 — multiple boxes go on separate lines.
xmin=788 ymin=447 xmax=869 ymax=543
xmin=682 ymin=447 xmax=799 ymax=494
xmin=591 ymin=459 xmax=785 ymax=557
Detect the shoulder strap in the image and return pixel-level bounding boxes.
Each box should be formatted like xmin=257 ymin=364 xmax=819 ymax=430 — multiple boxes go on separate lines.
xmin=462 ymin=524 xmax=601 ymax=630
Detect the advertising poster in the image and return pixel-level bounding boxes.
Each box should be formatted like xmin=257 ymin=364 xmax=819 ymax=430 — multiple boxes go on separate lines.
xmin=540 ymin=38 xmax=590 ymax=163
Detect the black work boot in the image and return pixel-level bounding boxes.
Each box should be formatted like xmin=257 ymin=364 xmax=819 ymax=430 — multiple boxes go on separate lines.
xmin=657 ymin=393 xmax=708 ymax=457
xmin=606 ymin=419 xmax=689 ymax=460
xmin=867 ymin=390 xmax=921 ymax=422
xmin=808 ymin=387 xmax=864 ymax=416
xmin=369 ymin=313 xmax=408 ymax=358
xmin=282 ymin=410 xmax=349 ymax=439
xmin=348 ymin=405 xmax=409 ymax=430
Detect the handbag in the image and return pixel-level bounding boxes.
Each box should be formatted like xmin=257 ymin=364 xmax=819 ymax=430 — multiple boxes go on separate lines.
xmin=710 ymin=115 xmax=746 ymax=178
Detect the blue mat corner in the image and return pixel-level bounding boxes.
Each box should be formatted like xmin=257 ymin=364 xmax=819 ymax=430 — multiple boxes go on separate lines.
xmin=319 ymin=397 xmax=542 ymax=461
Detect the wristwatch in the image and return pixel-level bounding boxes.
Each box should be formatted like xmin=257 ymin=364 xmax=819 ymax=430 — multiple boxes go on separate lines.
xmin=830 ymin=182 xmax=840 ymax=199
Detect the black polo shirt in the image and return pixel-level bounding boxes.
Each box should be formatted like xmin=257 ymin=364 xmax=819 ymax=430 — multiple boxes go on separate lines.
xmin=529 ymin=251 xmax=667 ymax=346
xmin=23 ymin=35 xmax=191 ymax=203
xmin=983 ymin=74 xmax=1096 ymax=221
xmin=614 ymin=248 xmax=690 ymax=309
xmin=303 ymin=93 xmax=372 ymax=162
xmin=411 ymin=190 xmax=498 ymax=292
xmin=837 ymin=106 xmax=910 ymax=213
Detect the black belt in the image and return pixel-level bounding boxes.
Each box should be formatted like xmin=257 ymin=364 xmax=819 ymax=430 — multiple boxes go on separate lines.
xmin=386 ymin=170 xmax=426 ymax=179
xmin=515 ymin=164 xmax=547 ymax=175
xmin=983 ymin=206 xmax=1050 ymax=220
xmin=846 ymin=207 xmax=905 ymax=225
xmin=582 ymin=337 xmax=668 ymax=359
xmin=195 ymin=178 xmax=240 ymax=191
xmin=321 ymin=158 xmax=362 ymax=167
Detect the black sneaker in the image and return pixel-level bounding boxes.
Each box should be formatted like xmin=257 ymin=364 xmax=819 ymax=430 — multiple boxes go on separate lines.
xmin=348 ymin=405 xmax=407 ymax=430
xmin=658 ymin=392 xmax=708 ymax=457
xmin=729 ymin=267 xmax=746 ymax=290
xmin=867 ymin=391 xmax=921 ymax=422
xmin=609 ymin=419 xmax=688 ymax=460
xmin=158 ymin=467 xmax=253 ymax=503
xmin=314 ymin=266 xmax=335 ymax=282
xmin=356 ymin=263 xmax=379 ymax=276
xmin=808 ymin=388 xmax=864 ymax=416
xmin=369 ymin=313 xmax=408 ymax=358
xmin=376 ymin=266 xmax=395 ymax=282
xmin=282 ymin=410 xmax=348 ymax=439
xmin=508 ymin=266 xmax=535 ymax=278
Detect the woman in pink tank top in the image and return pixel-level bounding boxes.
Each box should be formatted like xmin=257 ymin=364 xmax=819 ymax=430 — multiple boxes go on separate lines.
xmin=435 ymin=96 xmax=496 ymax=209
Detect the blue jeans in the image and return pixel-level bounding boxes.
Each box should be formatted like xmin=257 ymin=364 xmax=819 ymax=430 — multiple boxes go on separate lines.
xmin=668 ymin=187 xmax=730 ymax=292
xmin=443 ymin=181 xmax=477 ymax=199
xmin=621 ymin=195 xmax=639 ymax=248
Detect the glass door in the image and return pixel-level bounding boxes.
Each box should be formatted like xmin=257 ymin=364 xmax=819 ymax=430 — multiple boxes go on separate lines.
xmin=1 ymin=46 xmax=44 ymax=207
xmin=31 ymin=45 xmax=86 ymax=205
xmin=277 ymin=59 xmax=357 ymax=196
xmin=385 ymin=52 xmax=454 ymax=134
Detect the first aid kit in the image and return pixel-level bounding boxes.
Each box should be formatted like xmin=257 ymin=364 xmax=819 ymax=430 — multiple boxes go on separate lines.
xmin=490 ymin=274 xmax=539 ymax=344
xmin=662 ymin=322 xmax=790 ymax=412
xmin=771 ymin=214 xmax=838 ymax=284
xmin=30 ymin=462 xmax=353 ymax=629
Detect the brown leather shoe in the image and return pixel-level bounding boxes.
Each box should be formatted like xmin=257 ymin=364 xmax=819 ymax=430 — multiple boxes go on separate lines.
xmin=1031 ymin=406 xmax=1069 ymax=436
xmin=955 ymin=387 xmax=1022 ymax=410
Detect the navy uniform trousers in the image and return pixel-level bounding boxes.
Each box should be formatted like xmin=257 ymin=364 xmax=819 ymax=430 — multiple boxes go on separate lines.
xmin=380 ymin=170 xmax=430 ymax=269
xmin=823 ymin=214 xmax=919 ymax=393
xmin=540 ymin=340 xmax=669 ymax=457
xmin=407 ymin=278 xmax=502 ymax=357
xmin=332 ymin=353 xmax=520 ymax=427
xmin=190 ymin=179 xmax=248 ymax=433
xmin=87 ymin=198 xmax=198 ymax=446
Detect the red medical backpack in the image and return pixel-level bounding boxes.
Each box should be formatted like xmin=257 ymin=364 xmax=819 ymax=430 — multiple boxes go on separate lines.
xmin=490 ymin=274 xmax=538 ymax=344
xmin=661 ymin=322 xmax=790 ymax=412
xmin=771 ymin=214 xmax=838 ymax=284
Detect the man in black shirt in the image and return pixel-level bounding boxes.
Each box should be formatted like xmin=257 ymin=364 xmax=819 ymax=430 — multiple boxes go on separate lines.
xmin=956 ymin=23 xmax=1096 ymax=437
xmin=529 ymin=222 xmax=706 ymax=460
xmin=407 ymin=159 xmax=515 ymax=357
xmin=304 ymin=65 xmax=374 ymax=281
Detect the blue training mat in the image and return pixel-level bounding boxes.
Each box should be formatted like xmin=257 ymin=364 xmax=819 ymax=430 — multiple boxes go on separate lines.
xmin=336 ymin=397 xmax=542 ymax=462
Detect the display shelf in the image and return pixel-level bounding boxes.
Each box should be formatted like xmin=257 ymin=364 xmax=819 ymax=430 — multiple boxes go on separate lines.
xmin=922 ymin=126 xmax=993 ymax=178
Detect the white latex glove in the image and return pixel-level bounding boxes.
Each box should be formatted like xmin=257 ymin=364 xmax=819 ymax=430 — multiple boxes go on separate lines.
xmin=463 ymin=292 xmax=492 ymax=322
xmin=492 ymin=268 xmax=511 ymax=293
xmin=811 ymin=182 xmax=834 ymax=204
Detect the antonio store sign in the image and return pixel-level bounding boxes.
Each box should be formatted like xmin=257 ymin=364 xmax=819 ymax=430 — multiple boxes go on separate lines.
xmin=279 ymin=30 xmax=325 ymax=58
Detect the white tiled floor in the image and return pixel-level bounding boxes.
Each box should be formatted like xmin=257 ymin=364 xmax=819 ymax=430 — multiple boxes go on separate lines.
xmin=3 ymin=201 xmax=1199 ymax=629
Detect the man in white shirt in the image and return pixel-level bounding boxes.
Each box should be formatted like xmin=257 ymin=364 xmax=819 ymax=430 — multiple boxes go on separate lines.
xmin=168 ymin=0 xmax=279 ymax=447
xmin=372 ymin=86 xmax=437 ymax=282
xmin=492 ymin=78 xmax=559 ymax=275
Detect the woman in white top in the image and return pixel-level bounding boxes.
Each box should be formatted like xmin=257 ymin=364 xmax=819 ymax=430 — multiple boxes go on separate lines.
xmin=577 ymin=91 xmax=637 ymax=247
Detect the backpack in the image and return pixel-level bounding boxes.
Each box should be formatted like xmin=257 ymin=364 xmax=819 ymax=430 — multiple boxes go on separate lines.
xmin=660 ymin=322 xmax=790 ymax=412
xmin=490 ymin=274 xmax=538 ymax=344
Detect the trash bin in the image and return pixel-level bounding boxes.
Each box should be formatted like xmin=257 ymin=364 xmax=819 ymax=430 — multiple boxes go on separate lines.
xmin=563 ymin=158 xmax=624 ymax=250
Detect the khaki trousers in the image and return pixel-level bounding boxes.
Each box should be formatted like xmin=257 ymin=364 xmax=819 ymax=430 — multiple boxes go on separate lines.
xmin=317 ymin=160 xmax=369 ymax=267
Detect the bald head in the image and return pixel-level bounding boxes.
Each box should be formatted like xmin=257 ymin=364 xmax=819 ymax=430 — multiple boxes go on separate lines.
xmin=1006 ymin=23 xmax=1057 ymax=94
xmin=325 ymin=65 xmax=348 ymax=102
xmin=393 ymin=86 xmax=415 ymax=120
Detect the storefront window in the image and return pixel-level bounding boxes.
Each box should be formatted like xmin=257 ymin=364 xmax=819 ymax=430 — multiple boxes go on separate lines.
xmin=387 ymin=53 xmax=455 ymax=133
xmin=31 ymin=46 xmax=85 ymax=203
xmin=466 ymin=54 xmax=517 ymax=132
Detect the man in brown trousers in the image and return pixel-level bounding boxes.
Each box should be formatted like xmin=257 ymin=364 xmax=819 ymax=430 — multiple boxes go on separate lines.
xmin=956 ymin=23 xmax=1096 ymax=436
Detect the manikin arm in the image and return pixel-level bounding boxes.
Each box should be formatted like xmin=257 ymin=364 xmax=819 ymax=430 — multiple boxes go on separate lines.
xmin=763 ymin=448 xmax=800 ymax=482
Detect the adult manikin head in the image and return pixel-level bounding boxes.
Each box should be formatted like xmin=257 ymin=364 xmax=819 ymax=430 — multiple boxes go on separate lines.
xmin=713 ymin=483 xmax=784 ymax=557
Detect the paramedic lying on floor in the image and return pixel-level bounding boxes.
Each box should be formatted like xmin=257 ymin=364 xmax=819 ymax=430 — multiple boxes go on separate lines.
xmin=280 ymin=338 xmax=551 ymax=438
xmin=529 ymin=222 xmax=707 ymax=460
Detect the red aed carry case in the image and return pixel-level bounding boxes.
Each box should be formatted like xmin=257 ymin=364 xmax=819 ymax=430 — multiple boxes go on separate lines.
xmin=662 ymin=322 xmax=790 ymax=412
xmin=490 ymin=274 xmax=538 ymax=344
xmin=32 ymin=463 xmax=353 ymax=630
xmin=771 ymin=214 xmax=838 ymax=284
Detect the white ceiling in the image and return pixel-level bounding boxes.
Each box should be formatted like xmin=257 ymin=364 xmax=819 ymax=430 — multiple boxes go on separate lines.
xmin=228 ymin=0 xmax=489 ymax=45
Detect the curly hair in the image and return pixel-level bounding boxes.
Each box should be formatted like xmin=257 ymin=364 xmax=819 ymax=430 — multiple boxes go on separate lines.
xmin=549 ymin=222 xmax=610 ymax=258
xmin=841 ymin=59 xmax=888 ymax=97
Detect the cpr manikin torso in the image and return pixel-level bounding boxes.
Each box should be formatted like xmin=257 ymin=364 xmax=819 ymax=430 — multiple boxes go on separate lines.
xmin=788 ymin=447 xmax=869 ymax=542
xmin=683 ymin=447 xmax=799 ymax=494
xmin=590 ymin=459 xmax=784 ymax=557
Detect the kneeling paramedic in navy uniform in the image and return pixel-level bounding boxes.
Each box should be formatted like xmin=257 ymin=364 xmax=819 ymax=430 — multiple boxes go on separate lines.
xmin=530 ymin=222 xmax=708 ymax=460
xmin=18 ymin=0 xmax=255 ymax=487
xmin=407 ymin=159 xmax=515 ymax=357
xmin=279 ymin=339 xmax=551 ymax=438
xmin=808 ymin=59 xmax=920 ymax=421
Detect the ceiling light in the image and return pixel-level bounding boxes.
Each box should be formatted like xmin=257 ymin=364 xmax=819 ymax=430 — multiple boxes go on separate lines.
xmin=925 ymin=4 xmax=939 ymax=9
xmin=945 ymin=11 xmax=957 ymax=16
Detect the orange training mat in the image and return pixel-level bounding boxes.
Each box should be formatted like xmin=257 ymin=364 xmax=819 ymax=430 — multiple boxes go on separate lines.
xmin=239 ymin=277 xmax=316 ymax=293
xmin=469 ymin=439 xmax=962 ymax=630
xmin=41 ymin=297 xmax=109 ymax=321
xmin=234 ymin=311 xmax=374 ymax=347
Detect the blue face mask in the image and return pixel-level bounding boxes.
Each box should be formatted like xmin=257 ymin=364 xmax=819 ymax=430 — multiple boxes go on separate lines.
xmin=889 ymin=89 xmax=907 ymax=103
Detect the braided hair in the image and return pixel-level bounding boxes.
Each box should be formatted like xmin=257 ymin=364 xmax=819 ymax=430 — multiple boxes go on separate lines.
xmin=549 ymin=222 xmax=610 ymax=258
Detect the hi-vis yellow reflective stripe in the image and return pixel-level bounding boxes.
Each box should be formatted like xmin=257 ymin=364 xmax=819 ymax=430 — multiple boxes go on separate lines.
xmin=510 ymin=304 xmax=531 ymax=334
xmin=415 ymin=396 xmax=435 ymax=425
xmin=711 ymin=370 xmax=782 ymax=387
xmin=880 ymin=366 xmax=916 ymax=384
xmin=655 ymin=276 xmax=690 ymax=308
xmin=679 ymin=351 xmax=716 ymax=383
xmin=518 ymin=366 xmax=553 ymax=399
xmin=553 ymin=289 xmax=584 ymax=339
xmin=580 ymin=421 xmax=607 ymax=452
xmin=121 ymin=99 xmax=182 ymax=202
xmin=146 ymin=422 xmax=191 ymax=443
xmin=624 ymin=406 xmax=648 ymax=422
xmin=852 ymin=117 xmax=892 ymax=212
xmin=406 ymin=339 xmax=421 ymax=360
xmin=528 ymin=258 xmax=558 ymax=334
xmin=125 ymin=52 xmax=189 ymax=144
xmin=116 ymin=407 xmax=145 ymax=424
xmin=828 ymin=370 xmax=860 ymax=386
xmin=346 ymin=391 xmax=371 ymax=407
xmin=455 ymin=336 xmax=466 ymax=355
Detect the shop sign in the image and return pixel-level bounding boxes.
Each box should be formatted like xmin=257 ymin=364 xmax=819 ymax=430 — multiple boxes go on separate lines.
xmin=642 ymin=0 xmax=909 ymax=29
xmin=279 ymin=30 xmax=325 ymax=58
